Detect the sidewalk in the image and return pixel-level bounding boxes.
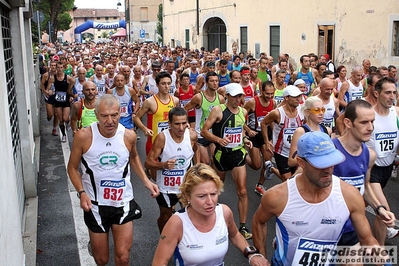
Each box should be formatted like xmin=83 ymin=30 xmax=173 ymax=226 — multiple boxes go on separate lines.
xmin=36 ymin=102 xmax=81 ymax=265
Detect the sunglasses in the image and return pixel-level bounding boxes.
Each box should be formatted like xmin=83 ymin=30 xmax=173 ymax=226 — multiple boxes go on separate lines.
xmin=307 ymin=107 xmax=326 ymax=114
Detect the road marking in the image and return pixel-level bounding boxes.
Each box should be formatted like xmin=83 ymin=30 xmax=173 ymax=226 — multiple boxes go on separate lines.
xmin=60 ymin=131 xmax=95 ymax=266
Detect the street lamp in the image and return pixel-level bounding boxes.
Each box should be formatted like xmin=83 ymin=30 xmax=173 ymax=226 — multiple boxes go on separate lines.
xmin=117 ymin=1 xmax=122 ymax=9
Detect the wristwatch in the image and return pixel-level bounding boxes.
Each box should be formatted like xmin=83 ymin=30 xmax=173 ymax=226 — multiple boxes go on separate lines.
xmin=77 ymin=190 xmax=86 ymax=199
xmin=243 ymin=246 xmax=259 ymax=258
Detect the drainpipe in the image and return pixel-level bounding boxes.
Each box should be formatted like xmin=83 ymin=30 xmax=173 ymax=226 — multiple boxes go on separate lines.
xmin=196 ymin=0 xmax=199 ymax=35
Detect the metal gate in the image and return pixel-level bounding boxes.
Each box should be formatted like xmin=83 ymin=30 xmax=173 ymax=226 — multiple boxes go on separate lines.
xmin=204 ymin=17 xmax=226 ymax=52
xmin=1 ymin=6 xmax=25 ymax=221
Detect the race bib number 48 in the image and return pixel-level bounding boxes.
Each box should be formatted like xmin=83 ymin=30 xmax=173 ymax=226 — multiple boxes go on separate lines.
xmin=294 ymin=238 xmax=337 ymax=266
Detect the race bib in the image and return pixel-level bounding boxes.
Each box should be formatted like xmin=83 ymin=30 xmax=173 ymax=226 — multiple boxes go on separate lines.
xmin=158 ymin=121 xmax=169 ymax=134
xmin=120 ymin=102 xmax=128 ymax=117
xmin=98 ymin=179 xmax=126 ymax=207
xmin=244 ymin=96 xmax=252 ymax=103
xmin=340 ymin=175 xmax=365 ymax=195
xmin=293 ymin=238 xmax=337 ymax=266
xmin=375 ymin=131 xmax=397 ymax=158
xmin=256 ymin=116 xmax=265 ymax=131
xmin=275 ymin=95 xmax=284 ymax=106
xmin=97 ymin=85 xmax=106 ymax=94
xmin=351 ymin=91 xmax=363 ymax=101
xmin=223 ymin=127 xmax=243 ymax=149
xmin=55 ymin=91 xmax=67 ymax=102
xmin=283 ymin=128 xmax=296 ymax=147
xmin=321 ymin=117 xmax=333 ymax=128
xmin=161 ymin=169 xmax=183 ymax=189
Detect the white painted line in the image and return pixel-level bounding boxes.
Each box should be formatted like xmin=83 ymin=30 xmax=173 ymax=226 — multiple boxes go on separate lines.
xmin=60 ymin=130 xmax=96 ymax=266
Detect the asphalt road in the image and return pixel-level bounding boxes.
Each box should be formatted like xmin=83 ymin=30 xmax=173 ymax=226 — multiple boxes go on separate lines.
xmin=36 ymin=109 xmax=399 ymax=265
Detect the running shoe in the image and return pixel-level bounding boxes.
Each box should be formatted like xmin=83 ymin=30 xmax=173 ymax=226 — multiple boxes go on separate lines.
xmin=239 ymin=226 xmax=253 ymax=240
xmin=52 ymin=128 xmax=58 ymax=136
xmin=61 ymin=135 xmax=67 ymax=143
xmin=386 ymin=227 xmax=399 ymax=239
xmin=254 ymin=184 xmax=266 ymax=196
xmin=66 ymin=121 xmax=71 ymax=131
xmin=88 ymin=241 xmax=92 ymax=256
xmin=264 ymin=160 xmax=273 ymax=180
xmin=137 ymin=135 xmax=140 ymax=140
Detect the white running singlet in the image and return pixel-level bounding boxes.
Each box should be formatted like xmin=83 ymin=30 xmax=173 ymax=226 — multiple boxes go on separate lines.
xmin=81 ymin=123 xmax=133 ymax=207
xmin=273 ymin=175 xmax=349 ymax=266
xmin=156 ymin=128 xmax=194 ymax=194
xmin=174 ymin=204 xmax=228 ymax=266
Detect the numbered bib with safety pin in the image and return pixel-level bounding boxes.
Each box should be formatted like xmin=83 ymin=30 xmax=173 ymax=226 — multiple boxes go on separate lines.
xmin=374 ymin=131 xmax=398 ymax=158
xmin=293 ymin=238 xmax=337 ymax=266
xmin=55 ymin=91 xmax=67 ymax=102
xmin=99 ymin=179 xmax=126 ymax=207
xmin=283 ymin=128 xmax=296 ymax=147
xmin=223 ymin=127 xmax=243 ymax=148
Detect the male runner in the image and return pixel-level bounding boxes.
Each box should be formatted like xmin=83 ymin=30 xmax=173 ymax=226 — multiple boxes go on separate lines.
xmin=183 ymin=72 xmax=225 ymax=164
xmin=50 ymin=61 xmax=75 ymax=142
xmin=67 ymin=94 xmax=159 ymax=266
xmin=134 ymin=72 xmax=179 ymax=155
xmin=201 ymin=83 xmax=253 ymax=240
xmin=252 ymin=131 xmax=383 ymax=266
xmin=71 ymin=81 xmax=98 ymax=136
xmin=244 ymin=81 xmax=276 ymax=195
xmin=144 ymin=107 xmax=198 ymax=232
xmin=108 ymin=74 xmax=140 ymax=131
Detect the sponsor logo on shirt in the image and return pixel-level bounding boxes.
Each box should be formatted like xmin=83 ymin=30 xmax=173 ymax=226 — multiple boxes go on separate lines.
xmin=320 ymin=216 xmax=342 ymax=225
xmin=375 ymin=132 xmax=397 ymax=140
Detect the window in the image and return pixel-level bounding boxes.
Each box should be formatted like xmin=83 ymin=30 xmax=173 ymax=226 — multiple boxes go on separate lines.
xmin=270 ymin=25 xmax=280 ymax=60
xmin=140 ymin=7 xmax=148 ymax=22
xmin=318 ymin=25 xmax=335 ymax=59
xmin=240 ymin=26 xmax=248 ymax=54
xmin=113 ymin=16 xmax=117 ymax=19
xmin=97 ymin=17 xmax=100 ymax=20
xmin=185 ymin=29 xmax=190 ymax=49
xmin=105 ymin=17 xmax=109 ymax=20
xmin=393 ymin=21 xmax=399 ymax=56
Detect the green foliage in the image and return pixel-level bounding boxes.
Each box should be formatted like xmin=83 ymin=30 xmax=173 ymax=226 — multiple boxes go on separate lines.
xmin=101 ymin=31 xmax=109 ymax=39
xmin=157 ymin=3 xmax=163 ymax=44
xmin=33 ymin=0 xmax=74 ymax=43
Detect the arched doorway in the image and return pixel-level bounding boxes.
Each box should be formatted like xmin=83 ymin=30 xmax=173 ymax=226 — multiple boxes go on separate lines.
xmin=203 ymin=17 xmax=226 ymax=52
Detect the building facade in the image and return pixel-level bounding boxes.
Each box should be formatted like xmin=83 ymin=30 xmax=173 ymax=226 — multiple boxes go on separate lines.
xmin=163 ymin=0 xmax=399 ymax=68
xmin=0 ymin=0 xmax=40 ymax=264
xmin=125 ymin=0 xmax=161 ymax=42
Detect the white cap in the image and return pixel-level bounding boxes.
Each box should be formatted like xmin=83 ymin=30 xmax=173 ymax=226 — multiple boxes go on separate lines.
xmin=226 ymin=83 xmax=244 ymax=96
xmin=283 ymin=85 xmax=303 ymax=97
xmin=293 ymin=79 xmax=305 ymax=86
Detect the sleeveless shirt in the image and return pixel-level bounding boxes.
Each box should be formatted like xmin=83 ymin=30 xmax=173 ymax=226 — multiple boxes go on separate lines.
xmin=273 ymin=106 xmax=304 ymax=157
xmin=174 ymin=204 xmax=228 ymax=266
xmin=333 ymin=138 xmax=368 ymax=233
xmin=273 ymin=175 xmax=349 ymax=266
xmin=366 ymin=106 xmax=399 ymax=166
xmin=81 ymin=123 xmax=133 ymax=207
xmin=156 ymin=128 xmax=194 ymax=194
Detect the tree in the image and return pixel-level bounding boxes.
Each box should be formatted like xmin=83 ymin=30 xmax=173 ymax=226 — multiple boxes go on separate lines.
xmin=157 ymin=3 xmax=163 ymax=44
xmin=101 ymin=31 xmax=109 ymax=39
xmin=33 ymin=0 xmax=74 ymax=43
